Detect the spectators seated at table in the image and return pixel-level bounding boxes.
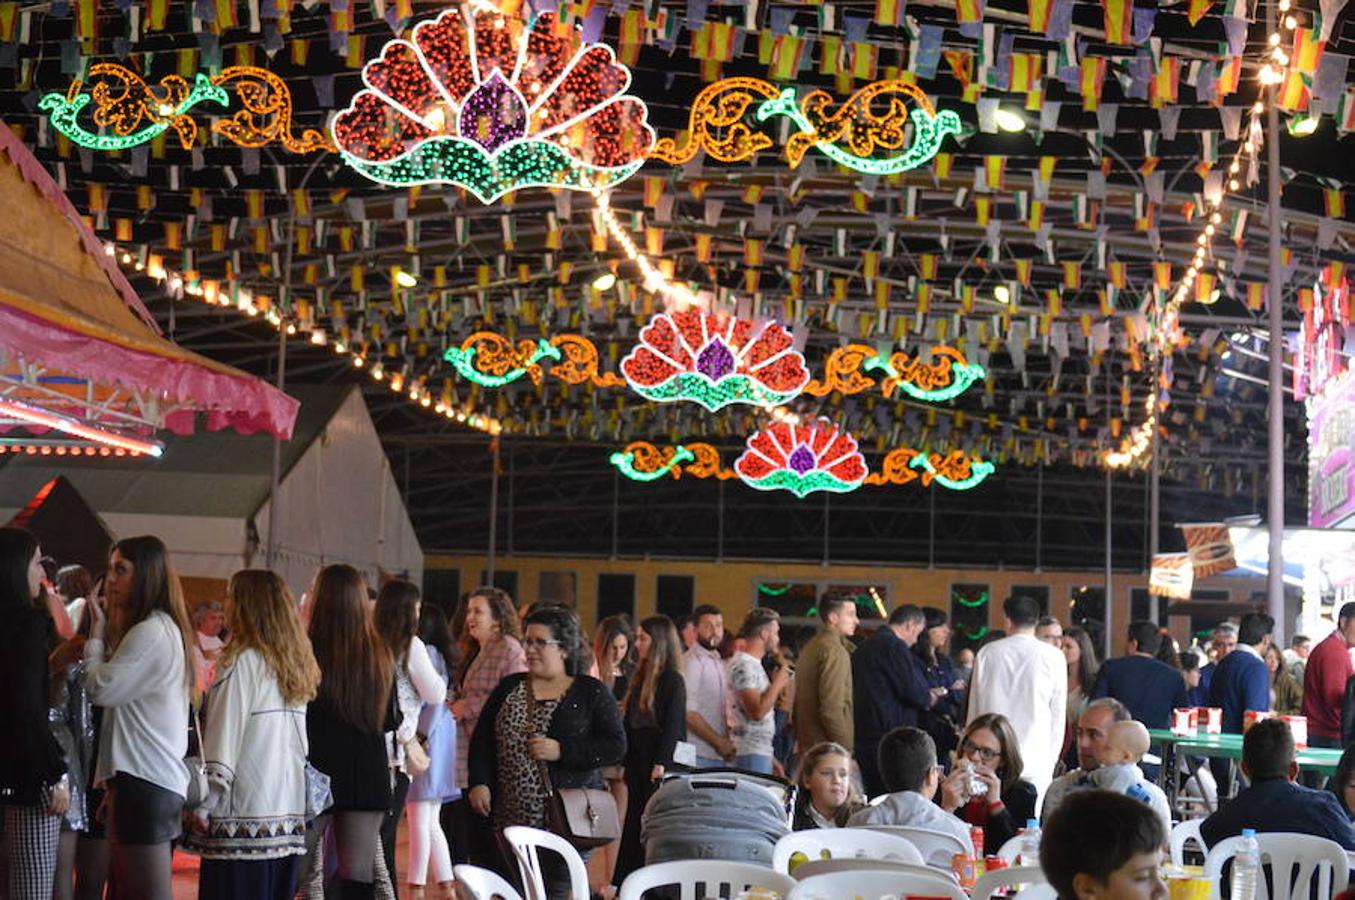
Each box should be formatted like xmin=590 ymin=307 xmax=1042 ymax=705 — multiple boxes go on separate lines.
xmin=937 ymin=713 xmax=1037 ymax=852
xmin=847 ymin=726 xmax=975 ymax=865
xmin=791 ymin=741 xmax=867 ymax=830
xmin=1040 ymin=790 xmax=1168 ymax=900
xmin=1199 ymin=718 xmax=1355 ymax=850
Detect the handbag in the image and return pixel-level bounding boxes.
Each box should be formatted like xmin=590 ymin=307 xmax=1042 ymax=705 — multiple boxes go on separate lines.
xmin=403 ymin=734 xmax=431 ymax=776
xmin=289 ymin=712 xmax=332 ymax=821
xmin=525 ymin=679 xmax=620 ymax=850
xmin=184 ymin=704 xmax=209 ymax=809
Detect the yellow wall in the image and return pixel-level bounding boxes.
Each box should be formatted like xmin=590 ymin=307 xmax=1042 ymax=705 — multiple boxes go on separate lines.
xmin=425 ymin=553 xmax=1265 ymax=644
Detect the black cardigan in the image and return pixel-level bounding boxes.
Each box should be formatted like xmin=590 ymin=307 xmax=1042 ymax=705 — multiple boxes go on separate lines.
xmin=623 ymin=668 xmax=686 ymax=774
xmin=956 ymin=778 xmax=1038 ymax=852
xmin=0 ymin=607 xmax=66 ymax=804
xmin=468 ymin=673 xmax=625 ymax=793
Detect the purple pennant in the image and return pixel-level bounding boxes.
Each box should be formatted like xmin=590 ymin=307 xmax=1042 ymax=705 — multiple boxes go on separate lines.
xmin=696 ymin=338 xmax=735 ymax=381
xmin=458 ymin=72 xmax=527 ymax=152
xmin=787 ymin=445 xmax=816 ymax=474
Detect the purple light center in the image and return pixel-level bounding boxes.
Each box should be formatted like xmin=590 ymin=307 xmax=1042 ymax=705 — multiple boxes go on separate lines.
xmin=787 ymin=444 xmax=816 ymax=474
xmin=457 ymin=71 xmax=527 ymax=152
xmin=696 ymin=338 xmax=736 ymax=381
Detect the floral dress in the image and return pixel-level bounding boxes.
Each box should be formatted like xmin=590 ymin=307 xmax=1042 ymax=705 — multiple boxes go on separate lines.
xmin=492 ymin=681 xmax=560 ymax=830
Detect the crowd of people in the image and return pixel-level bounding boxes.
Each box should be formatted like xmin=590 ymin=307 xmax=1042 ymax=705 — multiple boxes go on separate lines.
xmin=7 ymin=525 xmax=1355 ymax=900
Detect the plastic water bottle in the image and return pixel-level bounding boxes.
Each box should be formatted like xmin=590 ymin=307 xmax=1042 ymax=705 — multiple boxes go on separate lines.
xmin=1019 ymin=818 xmax=1042 ymax=868
xmin=1230 ymin=828 xmax=1260 ymax=900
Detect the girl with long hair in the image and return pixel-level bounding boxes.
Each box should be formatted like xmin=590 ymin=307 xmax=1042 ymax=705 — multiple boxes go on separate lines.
xmin=0 ymin=527 xmax=70 ymax=899
xmin=613 ymin=615 xmax=686 ymax=886
xmin=593 ymin=615 xmax=636 ymax=701
xmin=187 ymin=570 xmax=320 ymax=899
xmin=374 ymin=580 xmax=447 ymax=900
xmin=404 ymin=604 xmax=459 ymax=900
xmin=301 ymin=565 xmax=396 ymax=900
xmin=1061 ymin=626 xmax=1100 ymax=768
xmin=938 ymin=713 xmax=1037 ymax=851
xmin=913 ymin=608 xmax=966 ymax=766
xmin=791 ymin=742 xmax=867 ymax=830
xmin=82 ymin=536 xmax=195 ymax=900
xmin=468 ymin=605 xmax=625 ymax=899
xmin=448 ymin=587 xmax=525 ymax=868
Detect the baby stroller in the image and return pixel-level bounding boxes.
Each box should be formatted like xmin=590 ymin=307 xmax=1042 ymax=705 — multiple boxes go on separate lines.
xmin=641 ymin=767 xmax=793 ymax=867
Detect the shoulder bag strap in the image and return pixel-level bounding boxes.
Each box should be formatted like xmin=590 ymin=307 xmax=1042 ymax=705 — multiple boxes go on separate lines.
xmin=523 ymin=677 xmax=555 ymax=794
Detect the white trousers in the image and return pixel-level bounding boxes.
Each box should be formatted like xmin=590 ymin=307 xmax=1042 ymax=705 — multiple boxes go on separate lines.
xmin=404 ymin=799 xmax=452 ymax=886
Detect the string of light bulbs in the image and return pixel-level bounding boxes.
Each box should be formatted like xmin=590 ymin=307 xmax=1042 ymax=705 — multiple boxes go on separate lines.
xmin=106 ymin=245 xmax=505 ymax=436
xmin=1104 ymin=7 xmax=1294 ymax=469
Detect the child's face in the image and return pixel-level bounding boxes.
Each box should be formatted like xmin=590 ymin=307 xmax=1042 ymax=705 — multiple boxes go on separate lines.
xmin=1074 ymin=850 xmax=1166 ymax=900
xmin=805 ymin=753 xmax=851 ymax=812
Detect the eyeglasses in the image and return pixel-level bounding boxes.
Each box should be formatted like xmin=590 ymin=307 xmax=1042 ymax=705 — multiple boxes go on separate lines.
xmin=522 ymin=638 xmax=562 ymax=650
xmin=961 ymin=741 xmax=1001 ymax=762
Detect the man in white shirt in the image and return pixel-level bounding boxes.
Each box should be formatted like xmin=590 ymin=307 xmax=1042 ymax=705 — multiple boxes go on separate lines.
xmin=684 ymin=604 xmax=735 ymax=768
xmin=727 ymin=608 xmax=791 ymax=775
xmin=847 ymin=726 xmax=975 ymax=869
xmin=967 ymin=594 xmax=1067 ymax=803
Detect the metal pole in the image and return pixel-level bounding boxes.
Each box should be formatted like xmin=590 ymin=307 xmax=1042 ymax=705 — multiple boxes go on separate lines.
xmin=264 ymin=210 xmax=293 ymax=572
xmin=1105 ymin=464 xmax=1114 ymax=661
xmin=716 ymin=478 xmax=725 ymax=563
xmin=822 ymin=493 xmax=830 ymax=566
xmin=1265 ymin=0 xmax=1287 ymax=647
xmin=1035 ymin=458 xmax=1044 ymax=572
xmin=1149 ymin=396 xmax=1161 ymax=623
xmin=610 ymin=468 xmax=619 ymax=560
xmin=928 ymin=483 xmax=936 ymax=568
xmin=487 ymin=437 xmax=500 ymax=582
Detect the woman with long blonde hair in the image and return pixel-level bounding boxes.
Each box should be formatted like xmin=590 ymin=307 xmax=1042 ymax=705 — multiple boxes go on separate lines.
xmin=612 ymin=615 xmax=686 ymax=887
xmin=83 ymin=536 xmax=195 ymax=900
xmin=187 ymin=570 xmax=320 ymax=899
xmin=300 ymin=565 xmax=396 ymax=900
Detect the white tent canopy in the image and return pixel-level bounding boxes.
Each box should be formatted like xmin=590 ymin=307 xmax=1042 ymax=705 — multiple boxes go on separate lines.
xmin=0 ymin=384 xmax=421 ymax=599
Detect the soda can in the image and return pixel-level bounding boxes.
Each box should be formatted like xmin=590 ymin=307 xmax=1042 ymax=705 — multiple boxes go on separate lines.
xmin=970 ymin=825 xmax=986 ymax=860
xmin=951 ymin=853 xmax=977 ymax=888
xmin=985 ymin=855 xmax=1009 ymax=872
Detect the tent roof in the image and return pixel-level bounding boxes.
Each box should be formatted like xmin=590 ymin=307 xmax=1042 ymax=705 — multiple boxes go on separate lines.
xmin=0 ymin=384 xmax=349 ymax=520
xmin=5 ymin=476 xmax=115 ymax=574
xmin=0 ymin=124 xmax=299 ymax=440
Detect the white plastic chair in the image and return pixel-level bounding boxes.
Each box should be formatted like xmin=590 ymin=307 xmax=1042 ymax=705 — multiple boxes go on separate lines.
xmin=790 ymin=858 xmax=950 ymax=881
xmin=1170 ymin=819 xmax=1207 ymax=868
xmin=972 ymin=866 xmax=1048 ymax=900
xmin=1202 ymin=832 xmax=1350 ymax=900
xmin=863 ymin=825 xmax=969 ymax=868
xmin=997 ymin=834 xmax=1025 ymax=863
xmin=772 ymin=827 xmax=924 ymax=874
xmin=618 ymin=860 xmax=796 ymax=900
xmin=500 ymin=826 xmax=591 ymax=900
xmin=1014 ymin=884 xmax=1058 ymax=900
xmin=787 ymin=867 xmax=968 ymax=900
xmin=453 ymin=864 xmax=524 ymax=900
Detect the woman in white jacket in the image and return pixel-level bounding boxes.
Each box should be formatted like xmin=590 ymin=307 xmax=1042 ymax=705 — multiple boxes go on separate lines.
xmin=374 ymin=580 xmax=446 ymax=899
xmin=83 ymin=536 xmax=195 ymax=900
xmin=186 ymin=570 xmax=320 ymax=900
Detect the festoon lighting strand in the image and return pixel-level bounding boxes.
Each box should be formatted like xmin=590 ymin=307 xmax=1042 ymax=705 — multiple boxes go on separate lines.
xmin=106 ymin=244 xmax=504 ymax=435
xmin=1104 ymin=5 xmax=1293 ymax=468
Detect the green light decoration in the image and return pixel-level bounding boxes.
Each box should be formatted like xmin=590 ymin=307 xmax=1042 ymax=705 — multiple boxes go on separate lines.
xmin=956 ymin=624 xmax=990 ymax=641
xmin=336 ymin=141 xmax=644 ymax=206
xmin=757 ymin=583 xmax=792 ymax=596
xmin=39 ymin=72 xmax=228 ymax=150
xmin=740 ymin=468 xmax=865 ymax=499
xmin=443 ymin=339 xmax=560 ymax=388
xmin=754 ymin=86 xmax=962 ymax=175
xmin=952 ymin=591 xmax=989 ymax=609
xmin=863 ymin=353 xmax=987 ymax=403
xmin=909 ymin=454 xmax=995 ymax=491
xmin=627 ymin=372 xmax=803 ymax=412
xmin=609 ymin=445 xmax=695 ymax=482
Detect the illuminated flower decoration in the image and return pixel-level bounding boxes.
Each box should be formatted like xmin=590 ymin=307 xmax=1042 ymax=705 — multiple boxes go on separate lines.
xmin=620 ymin=309 xmax=810 ymax=412
xmin=735 ymin=419 xmax=868 ymax=498
xmin=331 ymin=8 xmax=655 ymax=203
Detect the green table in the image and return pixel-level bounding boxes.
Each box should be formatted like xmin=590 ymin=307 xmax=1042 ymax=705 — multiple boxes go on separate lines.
xmin=1147 ymin=729 xmax=1343 ymax=812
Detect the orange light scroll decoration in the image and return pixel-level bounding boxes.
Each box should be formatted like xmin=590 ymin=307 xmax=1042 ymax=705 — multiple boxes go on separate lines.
xmin=549 ymin=335 xmax=626 ymax=388
xmin=805 ymin=344 xmax=985 ymax=402
xmin=212 ymin=67 xmax=333 ymax=152
xmin=650 ymin=77 xmax=781 ymax=165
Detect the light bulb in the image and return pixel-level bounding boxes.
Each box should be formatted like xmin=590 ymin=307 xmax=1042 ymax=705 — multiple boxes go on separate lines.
xmin=993 ymin=284 xmax=1011 ymax=304
xmin=994 ymin=109 xmax=1026 ymax=133
xmin=591 ymin=272 xmax=617 ymax=291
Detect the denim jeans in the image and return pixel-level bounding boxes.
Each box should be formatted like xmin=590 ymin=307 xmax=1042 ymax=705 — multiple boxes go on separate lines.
xmin=734 ymin=754 xmax=774 ymax=774
xmin=695 ymin=756 xmax=727 ymax=769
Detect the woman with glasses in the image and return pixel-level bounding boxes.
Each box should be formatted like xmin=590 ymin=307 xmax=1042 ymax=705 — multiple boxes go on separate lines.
xmin=467 ymin=605 xmax=625 ymax=899
xmin=937 ymin=713 xmax=1036 ymax=852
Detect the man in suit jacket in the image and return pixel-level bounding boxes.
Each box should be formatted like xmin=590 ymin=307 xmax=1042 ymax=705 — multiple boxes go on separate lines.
xmin=793 ymin=591 xmax=859 ymax=753
xmin=1093 ymin=620 xmax=1190 ymax=730
xmin=1200 ymin=718 xmax=1355 ymax=850
xmin=1208 ymin=611 xmax=1273 ymax=793
xmin=852 ymin=604 xmax=944 ymax=797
